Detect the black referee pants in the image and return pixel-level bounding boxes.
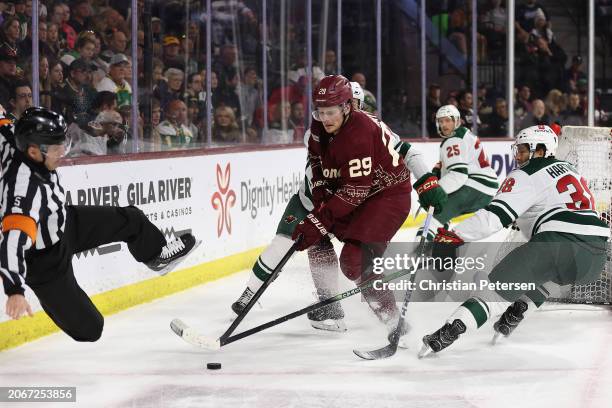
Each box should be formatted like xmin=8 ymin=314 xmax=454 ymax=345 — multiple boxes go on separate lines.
xmin=25 ymin=205 xmax=167 ymax=342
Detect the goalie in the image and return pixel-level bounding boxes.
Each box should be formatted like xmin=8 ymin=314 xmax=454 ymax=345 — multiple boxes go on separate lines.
xmin=419 ymin=125 xmax=610 ymax=357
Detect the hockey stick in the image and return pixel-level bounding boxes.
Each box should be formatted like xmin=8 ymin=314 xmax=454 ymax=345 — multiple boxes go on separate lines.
xmin=170 ymin=248 xmax=431 ymax=350
xmin=171 ymin=238 xmax=300 ymax=348
xmin=353 ymin=206 xmax=435 ymax=360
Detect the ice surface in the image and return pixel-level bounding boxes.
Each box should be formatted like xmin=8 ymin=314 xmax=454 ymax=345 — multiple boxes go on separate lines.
xmin=1 ymin=228 xmax=610 ymax=408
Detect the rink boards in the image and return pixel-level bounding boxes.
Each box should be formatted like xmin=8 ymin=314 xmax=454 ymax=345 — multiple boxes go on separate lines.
xmin=0 ymin=139 xmax=514 ymax=350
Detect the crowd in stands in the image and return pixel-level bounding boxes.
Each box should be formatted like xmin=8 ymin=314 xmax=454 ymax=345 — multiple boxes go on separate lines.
xmin=0 ymin=0 xmax=607 ymax=157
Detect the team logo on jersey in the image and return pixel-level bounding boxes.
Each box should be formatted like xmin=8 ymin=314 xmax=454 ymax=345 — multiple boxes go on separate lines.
xmin=284 ymin=215 xmax=297 ymax=224
xmin=211 ymin=163 xmax=236 ymax=237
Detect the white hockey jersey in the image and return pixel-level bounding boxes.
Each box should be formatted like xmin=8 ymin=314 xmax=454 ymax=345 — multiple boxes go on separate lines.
xmin=439 ymin=127 xmax=499 ymax=196
xmin=456 ymin=157 xmax=610 ymax=241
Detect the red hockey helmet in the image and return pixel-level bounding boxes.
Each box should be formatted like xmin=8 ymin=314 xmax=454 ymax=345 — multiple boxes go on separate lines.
xmin=313 ymin=75 xmax=352 ymax=108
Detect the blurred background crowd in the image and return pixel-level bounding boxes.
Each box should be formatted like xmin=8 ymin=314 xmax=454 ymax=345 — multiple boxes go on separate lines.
xmin=0 ymin=0 xmax=610 ymax=157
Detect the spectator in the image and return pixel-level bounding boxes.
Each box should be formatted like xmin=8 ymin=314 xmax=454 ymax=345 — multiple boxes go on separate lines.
xmin=162 ymin=35 xmax=182 ymax=70
xmin=59 ymin=2 xmax=77 ymax=49
xmin=324 ymin=49 xmax=337 ymax=74
xmin=46 ymin=22 xmax=62 ymax=56
xmin=1 ymin=17 xmax=21 ymax=55
xmin=96 ymin=53 xmax=132 ymax=108
xmin=69 ymin=31 xmax=96 ymax=62
xmin=519 ymin=98 xmax=549 ymax=129
xmin=0 ymin=44 xmax=18 ymax=107
xmin=154 ymin=67 xmax=184 ymax=111
xmin=91 ymin=31 xmax=109 ymax=85
xmin=266 ymin=101 xmax=293 ymax=144
xmin=544 ymin=89 xmax=565 ymax=123
xmin=426 ymin=83 xmax=442 ymax=137
xmin=515 ymin=85 xmax=532 ymax=120
xmin=213 ymin=44 xmax=238 ymax=88
xmin=563 ymin=55 xmax=587 ymax=94
xmin=8 ymin=79 xmax=32 ymax=120
xmin=68 ymin=0 xmax=93 ymax=34
xmin=212 ymin=105 xmax=240 ymax=144
xmin=351 ymin=72 xmax=377 ymax=114
xmin=157 ymin=99 xmax=194 ymax=149
xmin=480 ymin=0 xmax=506 ymax=60
xmin=186 ymin=100 xmax=200 ymax=142
xmin=236 ymin=66 xmax=262 ymax=129
xmin=517 ymin=0 xmax=549 ymax=32
xmin=183 ymin=72 xmax=206 ymax=115
xmin=482 ymin=98 xmax=508 ymax=137
xmin=152 ymin=58 xmax=165 ymax=84
xmin=70 ymin=109 xmax=125 ymax=157
xmin=101 ymin=29 xmax=128 ymax=63
xmin=49 ymin=59 xmax=66 ymax=114
xmin=180 ymin=36 xmax=198 ymax=75
xmin=14 ymin=1 xmax=27 ymax=39
xmin=217 ymin=65 xmax=241 ymax=117
xmin=91 ymin=91 xmax=118 ymax=115
xmin=457 ymin=90 xmax=481 ymax=130
xmin=37 ymin=56 xmax=52 ymax=109
xmin=267 ymin=75 xmax=309 ymax=123
xmin=288 ymin=101 xmax=305 ymax=142
xmin=560 ymin=92 xmax=585 ymax=126
xmin=56 ymin=57 xmax=97 ymax=125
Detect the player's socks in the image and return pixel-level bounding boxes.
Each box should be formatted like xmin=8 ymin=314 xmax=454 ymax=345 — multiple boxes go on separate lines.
xmin=231 ymin=234 xmax=294 ymax=315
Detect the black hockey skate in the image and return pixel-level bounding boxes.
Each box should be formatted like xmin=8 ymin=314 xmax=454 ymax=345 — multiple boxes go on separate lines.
xmin=146 ymin=233 xmax=200 ymax=276
xmin=418 ymin=319 xmax=466 ymax=358
xmin=308 ymin=301 xmax=347 ymax=332
xmin=231 ymin=287 xmax=255 ymax=315
xmin=492 ymin=300 xmax=528 ymax=343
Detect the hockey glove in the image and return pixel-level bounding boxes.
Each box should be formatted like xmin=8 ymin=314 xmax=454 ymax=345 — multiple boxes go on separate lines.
xmin=413 ymin=172 xmax=448 ymax=214
xmin=311 ymin=179 xmax=333 ymax=209
xmin=292 ymin=211 xmax=331 ymax=251
xmin=431 ymin=228 xmax=465 ymax=272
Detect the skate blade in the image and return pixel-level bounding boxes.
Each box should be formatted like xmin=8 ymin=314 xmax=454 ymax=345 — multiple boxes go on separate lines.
xmin=310 ymin=319 xmax=347 ymax=332
xmin=417 ymin=343 xmax=432 ymax=359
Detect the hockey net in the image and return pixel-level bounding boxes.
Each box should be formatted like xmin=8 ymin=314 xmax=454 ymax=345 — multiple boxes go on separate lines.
xmin=496 ymin=126 xmax=612 ymax=305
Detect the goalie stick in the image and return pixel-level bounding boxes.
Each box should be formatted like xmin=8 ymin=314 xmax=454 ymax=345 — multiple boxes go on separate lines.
xmin=353 ymin=206 xmax=435 ymax=360
xmin=170 ymin=240 xmax=434 ymax=350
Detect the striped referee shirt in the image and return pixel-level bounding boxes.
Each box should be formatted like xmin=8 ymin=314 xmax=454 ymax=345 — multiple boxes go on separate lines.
xmin=0 ymin=117 xmax=67 ymax=296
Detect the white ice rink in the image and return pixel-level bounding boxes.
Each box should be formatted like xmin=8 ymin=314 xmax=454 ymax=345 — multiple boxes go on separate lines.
xmin=1 ymin=228 xmax=611 ymax=408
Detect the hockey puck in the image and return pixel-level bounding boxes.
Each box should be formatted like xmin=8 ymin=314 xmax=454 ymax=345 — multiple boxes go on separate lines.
xmin=206 ymin=362 xmax=222 ymax=370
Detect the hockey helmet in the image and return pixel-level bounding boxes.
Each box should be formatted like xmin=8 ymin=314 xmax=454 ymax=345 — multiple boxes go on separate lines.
xmin=513 ymin=125 xmax=558 ymax=167
xmin=313 ymin=75 xmax=352 ymax=109
xmin=15 ymin=107 xmax=70 ymax=155
xmin=435 ymin=104 xmax=461 ymax=138
xmin=350 ymin=81 xmax=365 ymax=109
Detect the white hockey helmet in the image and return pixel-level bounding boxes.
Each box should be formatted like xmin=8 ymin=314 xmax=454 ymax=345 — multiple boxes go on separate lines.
xmin=435 ymin=104 xmax=461 ymax=138
xmin=350 ymin=81 xmax=364 ymax=109
xmin=513 ymin=125 xmax=558 ymax=167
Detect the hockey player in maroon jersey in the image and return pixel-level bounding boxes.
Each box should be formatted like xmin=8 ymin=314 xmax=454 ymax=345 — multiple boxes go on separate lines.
xmin=291 ymin=75 xmax=446 ymax=340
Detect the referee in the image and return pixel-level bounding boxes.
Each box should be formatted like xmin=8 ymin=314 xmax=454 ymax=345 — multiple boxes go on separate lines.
xmin=1 ymin=107 xmax=198 ymax=342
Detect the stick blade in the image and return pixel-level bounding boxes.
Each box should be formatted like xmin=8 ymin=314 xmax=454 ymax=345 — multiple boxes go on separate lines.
xmin=353 ymin=343 xmax=397 ymax=360
xmin=170 ymin=318 xmax=221 ymax=350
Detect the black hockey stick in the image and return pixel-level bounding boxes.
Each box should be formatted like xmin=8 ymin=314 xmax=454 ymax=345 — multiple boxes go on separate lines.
xmin=170 ymin=250 xmax=428 ymax=350
xmin=353 ymin=206 xmax=435 ymax=360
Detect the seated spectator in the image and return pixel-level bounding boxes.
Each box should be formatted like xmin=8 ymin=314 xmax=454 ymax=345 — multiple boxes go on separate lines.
xmin=267 ymin=75 xmax=308 ymax=123
xmin=288 ymin=101 xmax=305 ymax=142
xmin=1 ymin=17 xmax=21 ymax=60
xmin=157 ymin=99 xmax=193 ymax=149
xmin=544 ymin=89 xmax=565 ymax=123
xmin=96 ymin=53 xmax=132 ymax=108
xmin=68 ymin=0 xmax=93 ymax=34
xmin=265 ymin=101 xmax=294 ymax=144
xmin=519 ymin=98 xmax=549 ymax=129
xmin=324 ymin=49 xmax=337 ymax=74
xmin=69 ymin=109 xmax=126 ymax=156
xmin=186 ymin=100 xmax=201 ymax=142
xmin=0 ymin=44 xmax=18 ymax=107
xmin=351 ymin=72 xmax=377 ymax=114
xmin=482 ymin=98 xmax=508 ymax=137
xmin=183 ymin=72 xmax=206 ymax=119
xmin=45 ymin=22 xmax=62 ymax=57
xmin=237 ymin=66 xmax=262 ymax=130
xmin=91 ymin=90 xmax=118 ymax=115
xmin=563 ymin=55 xmax=587 ymax=94
xmin=100 ymin=29 xmax=128 ymax=64
xmin=217 ymin=65 xmax=241 ymax=117
xmin=212 ymin=105 xmax=241 ymax=144
xmin=426 ymin=83 xmax=442 ymax=137
xmin=162 ymin=35 xmax=183 ymax=70
xmin=517 ymin=0 xmax=549 ymax=32
xmin=560 ymin=92 xmax=585 ymax=126
xmin=8 ymin=79 xmax=33 ymax=120
xmin=212 ymin=44 xmax=238 ymax=86
xmin=55 ymin=57 xmax=98 ymax=125
xmin=480 ymin=0 xmax=506 ymax=60
xmin=457 ymin=90 xmax=481 ymax=130
xmin=154 ymin=67 xmax=184 ymax=111
xmin=514 ymin=84 xmax=532 ymax=120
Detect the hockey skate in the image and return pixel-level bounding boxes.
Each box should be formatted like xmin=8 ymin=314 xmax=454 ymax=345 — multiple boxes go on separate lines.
xmin=146 ymin=233 xmax=200 ymax=276
xmin=418 ymin=319 xmax=466 ymax=358
xmin=307 ymin=301 xmax=347 ymax=332
xmin=492 ymin=300 xmax=528 ymax=344
xmin=231 ymin=287 xmax=255 ymax=315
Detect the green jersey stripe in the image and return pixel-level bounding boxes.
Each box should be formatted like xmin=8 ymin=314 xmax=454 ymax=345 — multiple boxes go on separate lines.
xmin=490 ymin=199 xmax=519 ymax=219
xmin=469 ymin=175 xmax=499 ymax=189
xmin=485 ymin=204 xmax=513 ymax=227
